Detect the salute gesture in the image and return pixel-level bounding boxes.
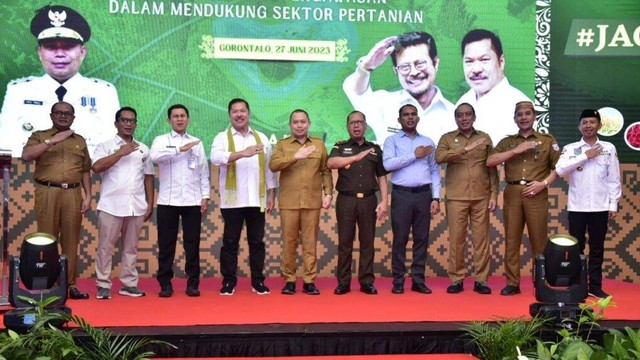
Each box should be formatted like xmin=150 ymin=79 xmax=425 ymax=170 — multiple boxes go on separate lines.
xmin=359 ymin=36 xmax=397 ymax=71
xmin=294 ymin=143 xmax=317 ymax=160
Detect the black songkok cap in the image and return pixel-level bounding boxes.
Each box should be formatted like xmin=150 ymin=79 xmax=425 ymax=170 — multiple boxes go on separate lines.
xmin=579 ymin=109 xmax=601 ymax=121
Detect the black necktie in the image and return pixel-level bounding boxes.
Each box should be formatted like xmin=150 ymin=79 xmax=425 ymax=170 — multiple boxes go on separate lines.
xmin=55 ymin=86 xmax=67 ymax=101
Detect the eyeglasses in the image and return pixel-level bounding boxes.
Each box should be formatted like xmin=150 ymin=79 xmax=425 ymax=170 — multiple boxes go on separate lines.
xmin=118 ymin=117 xmax=137 ymax=124
xmin=395 ymin=59 xmax=430 ymax=75
xmin=348 ymin=120 xmax=366 ymax=126
xmin=51 ymin=110 xmax=74 ymax=118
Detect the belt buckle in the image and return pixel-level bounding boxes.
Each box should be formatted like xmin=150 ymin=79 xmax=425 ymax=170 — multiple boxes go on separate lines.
xmin=356 ymin=193 xmax=364 ymax=199
xmin=519 ymin=180 xmax=527 ymax=185
xmin=61 ymin=183 xmax=69 ymax=189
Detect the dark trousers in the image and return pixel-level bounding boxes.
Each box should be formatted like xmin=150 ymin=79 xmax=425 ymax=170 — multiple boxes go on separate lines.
xmin=569 ymin=211 xmax=609 ymax=290
xmin=390 ymin=188 xmax=432 ymax=286
xmin=335 ymin=193 xmax=377 ymax=286
xmin=156 ymin=205 xmax=202 ymax=289
xmin=220 ymin=207 xmax=266 ymax=286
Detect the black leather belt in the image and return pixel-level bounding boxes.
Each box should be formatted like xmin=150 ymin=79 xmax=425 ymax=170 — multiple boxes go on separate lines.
xmin=393 ymin=184 xmax=431 ymax=193
xmin=507 ymin=180 xmax=534 ymax=185
xmin=339 ymin=191 xmax=375 ymax=198
xmin=35 ymin=179 xmax=81 ymax=189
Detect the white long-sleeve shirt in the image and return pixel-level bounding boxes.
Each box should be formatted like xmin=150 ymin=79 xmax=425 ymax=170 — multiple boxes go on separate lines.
xmin=555 ymin=138 xmax=621 ymax=212
xmin=150 ymin=131 xmax=210 ymax=206
xmin=211 ymin=127 xmax=277 ymax=209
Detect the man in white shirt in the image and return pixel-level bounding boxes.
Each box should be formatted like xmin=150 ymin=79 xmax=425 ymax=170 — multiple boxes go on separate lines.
xmin=343 ymin=31 xmax=454 ymax=145
xmin=150 ymin=104 xmax=210 ymax=298
xmin=456 ymin=29 xmax=532 ymax=144
xmin=211 ymin=99 xmax=277 ymax=296
xmin=0 ymin=5 xmax=119 ymax=156
xmin=92 ymin=107 xmax=154 ymax=300
xmin=555 ymin=109 xmax=621 ymax=299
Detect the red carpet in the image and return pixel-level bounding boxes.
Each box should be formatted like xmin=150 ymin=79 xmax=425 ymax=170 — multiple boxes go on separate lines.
xmin=2 ymin=276 xmax=638 ymax=328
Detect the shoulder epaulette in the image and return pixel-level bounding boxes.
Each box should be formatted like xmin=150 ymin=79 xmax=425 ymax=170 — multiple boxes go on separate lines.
xmin=9 ymin=76 xmax=37 ymax=86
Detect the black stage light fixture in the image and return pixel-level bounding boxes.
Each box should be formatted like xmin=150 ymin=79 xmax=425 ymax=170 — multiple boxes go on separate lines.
xmin=530 ymin=234 xmax=588 ymax=327
xmin=4 ymin=233 xmax=71 ymax=332
xmin=19 ymin=232 xmax=61 ymax=290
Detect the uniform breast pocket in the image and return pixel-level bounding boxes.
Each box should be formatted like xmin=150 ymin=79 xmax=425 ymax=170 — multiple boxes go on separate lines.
xmin=307 ymin=152 xmax=322 ymax=167
xmin=596 ymin=155 xmax=611 ymax=166
xmin=41 ymin=147 xmax=63 ymax=166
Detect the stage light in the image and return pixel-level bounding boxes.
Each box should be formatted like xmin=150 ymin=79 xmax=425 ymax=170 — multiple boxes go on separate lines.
xmin=19 ymin=233 xmax=61 ymax=290
xmin=542 ymin=235 xmax=581 ymax=287
xmin=4 ymin=232 xmax=71 ymax=332
xmin=530 ymin=234 xmax=588 ymax=326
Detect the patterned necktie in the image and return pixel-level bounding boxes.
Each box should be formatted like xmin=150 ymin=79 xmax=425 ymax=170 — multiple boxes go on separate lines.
xmin=55 ymin=86 xmax=67 ymax=101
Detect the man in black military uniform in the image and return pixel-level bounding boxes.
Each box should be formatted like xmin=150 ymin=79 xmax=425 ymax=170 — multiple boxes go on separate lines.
xmin=327 ymin=110 xmax=389 ymax=295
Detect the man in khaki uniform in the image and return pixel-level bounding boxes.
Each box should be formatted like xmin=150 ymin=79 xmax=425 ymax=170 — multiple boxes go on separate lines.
xmin=487 ymin=101 xmax=560 ymax=296
xmin=269 ymin=109 xmax=333 ymax=295
xmin=436 ymin=103 xmax=498 ymax=295
xmin=22 ymin=101 xmax=92 ymax=300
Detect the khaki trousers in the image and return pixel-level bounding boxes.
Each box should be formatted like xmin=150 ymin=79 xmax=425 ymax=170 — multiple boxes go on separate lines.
xmin=34 ymin=184 xmax=83 ymax=287
xmin=95 ymin=211 xmax=144 ymax=289
xmin=503 ymin=185 xmax=549 ymax=286
xmin=446 ymin=198 xmax=490 ymax=282
xmin=280 ymin=208 xmax=321 ymax=283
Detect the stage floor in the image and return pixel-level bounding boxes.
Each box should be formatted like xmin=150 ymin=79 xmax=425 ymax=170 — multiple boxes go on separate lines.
xmin=2 ymin=276 xmax=636 ymax=329
xmin=2 ymin=276 xmax=638 ymax=358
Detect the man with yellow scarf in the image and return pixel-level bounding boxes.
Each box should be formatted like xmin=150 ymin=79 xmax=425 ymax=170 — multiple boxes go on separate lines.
xmin=211 ymin=98 xmax=277 ymax=295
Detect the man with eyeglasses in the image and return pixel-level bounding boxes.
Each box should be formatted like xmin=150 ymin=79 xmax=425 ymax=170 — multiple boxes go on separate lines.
xmin=22 ymin=101 xmax=92 ymax=300
xmin=343 ymin=31 xmax=454 ymax=145
xmin=327 ymin=111 xmax=388 ymax=295
xmin=92 ymin=107 xmax=154 ymax=300
xmin=0 ymin=4 xmax=119 ymax=157
xmin=456 ymin=29 xmax=532 ymax=144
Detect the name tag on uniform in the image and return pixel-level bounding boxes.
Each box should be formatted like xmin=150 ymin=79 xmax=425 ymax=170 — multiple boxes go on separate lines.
xmin=24 ymin=100 xmax=43 ymax=105
xmin=343 ymin=147 xmax=353 ymax=155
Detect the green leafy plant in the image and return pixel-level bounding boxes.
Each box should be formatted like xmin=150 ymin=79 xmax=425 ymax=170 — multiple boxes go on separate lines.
xmin=531 ymin=295 xmax=640 ymax=360
xmin=0 ymin=296 xmax=174 ymax=359
xmin=463 ymin=316 xmax=549 ymax=360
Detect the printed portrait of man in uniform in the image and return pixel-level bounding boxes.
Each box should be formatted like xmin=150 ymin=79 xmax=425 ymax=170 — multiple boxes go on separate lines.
xmin=0 ymin=4 xmax=120 ymax=156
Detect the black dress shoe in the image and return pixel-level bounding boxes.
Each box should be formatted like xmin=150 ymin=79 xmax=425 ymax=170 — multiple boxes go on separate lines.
xmin=159 ymin=285 xmax=174 ymax=298
xmin=447 ymin=281 xmax=464 ymax=294
xmin=500 ymin=285 xmax=521 ymax=296
xmin=588 ymin=288 xmax=609 ymax=299
xmin=391 ymin=284 xmax=404 ymax=294
xmin=473 ymin=281 xmax=492 ymax=295
xmin=411 ymin=283 xmax=432 ymax=294
xmin=360 ymin=284 xmax=378 ymax=295
xmin=334 ymin=284 xmax=351 ymax=295
xmin=281 ymin=282 xmax=296 ymax=295
xmin=186 ymin=286 xmax=200 ymax=297
xmin=302 ymin=282 xmax=320 ymax=295
xmin=69 ymin=287 xmax=89 ymax=300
